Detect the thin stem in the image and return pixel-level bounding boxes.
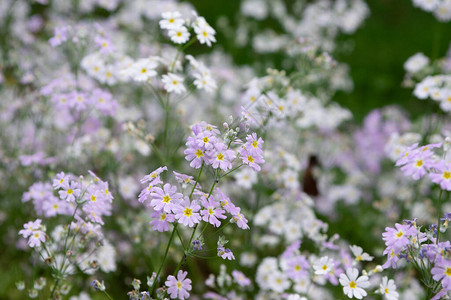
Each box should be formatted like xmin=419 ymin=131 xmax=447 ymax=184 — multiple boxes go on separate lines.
xmin=50 ymin=278 xmax=60 ymax=298
xmin=220 ymin=164 xmax=244 ymax=179
xmin=149 ymin=223 xmax=178 ymax=296
xmin=102 ymin=290 xmax=114 ymax=300
xmin=437 ymin=189 xmax=444 ymax=243
xmin=189 ymin=162 xmax=204 ymax=199
xmin=176 ymin=227 xmax=186 ymax=251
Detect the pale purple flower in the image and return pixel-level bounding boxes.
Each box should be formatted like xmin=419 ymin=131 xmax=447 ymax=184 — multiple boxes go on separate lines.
xmin=217 ymin=246 xmax=235 ymax=260
xmin=200 ymin=196 xmax=226 ymax=227
xmin=49 ymin=26 xmax=69 ymax=47
xmin=207 ymin=142 xmax=235 ymax=171
xmin=19 ymin=219 xmax=42 ymax=238
xmin=174 ymin=198 xmax=201 ymax=227
xmin=141 ymin=166 xmax=168 ymax=184
xmin=239 ymin=146 xmax=264 ymax=172
xmin=215 ymin=188 xmax=239 ymax=215
xmin=244 ymin=133 xmax=264 ymax=155
xmin=232 ymin=210 xmax=250 ymax=230
xmin=430 ymin=160 xmax=451 ymax=191
xmin=285 ymin=255 xmax=310 ymax=279
xmin=382 ymin=223 xmax=417 ymax=251
xmin=150 ymin=210 xmax=175 ymax=232
xmin=58 ymin=181 xmax=81 ymax=202
xmin=231 ymin=270 xmax=251 ymax=286
xmin=52 ymin=172 xmax=68 ymax=189
xmin=184 ymin=141 xmax=207 ymax=169
xmin=27 ymin=230 xmax=46 ymax=248
xmin=165 ymin=270 xmax=192 ymax=300
xmin=432 ymin=258 xmax=451 ymax=290
xmin=150 ymin=183 xmax=183 ymax=213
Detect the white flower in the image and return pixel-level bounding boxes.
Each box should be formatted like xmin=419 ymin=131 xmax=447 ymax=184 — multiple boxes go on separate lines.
xmin=439 ymin=90 xmax=451 ymax=112
xmin=193 ymin=73 xmax=217 ymax=92
xmin=162 ymin=73 xmax=186 ymax=94
xmin=159 ymin=11 xmax=185 ymax=30
xmin=169 ymin=25 xmax=190 ymax=44
xmin=313 ymin=256 xmax=334 ymax=275
xmin=378 ymin=276 xmax=399 ymax=300
xmin=404 ymin=52 xmax=429 ymax=73
xmin=350 ymin=245 xmax=374 ymax=262
xmin=339 ymin=268 xmax=370 ymax=299
xmin=413 ymin=76 xmax=434 ymax=99
xmin=268 ymin=271 xmax=290 ymax=293
xmin=124 ymin=58 xmax=158 ymax=82
xmin=233 ymin=168 xmax=258 ymax=189
xmin=193 ymin=17 xmax=216 ymax=47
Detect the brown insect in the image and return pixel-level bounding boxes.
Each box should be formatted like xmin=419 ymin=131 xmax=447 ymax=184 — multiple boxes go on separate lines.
xmin=302 ymin=155 xmax=319 ymax=196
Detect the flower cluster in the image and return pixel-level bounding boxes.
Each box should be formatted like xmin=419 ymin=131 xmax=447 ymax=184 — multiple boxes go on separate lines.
xmin=413 ymin=75 xmax=451 ymax=112
xmin=184 ymin=121 xmax=264 ymax=172
xmin=412 ymin=0 xmax=451 ymax=22
xmin=396 ymin=141 xmax=451 ymax=190
xmin=382 ymin=219 xmax=451 ymax=299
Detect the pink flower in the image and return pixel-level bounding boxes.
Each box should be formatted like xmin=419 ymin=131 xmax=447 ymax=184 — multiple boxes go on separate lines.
xmin=165 ymin=270 xmax=192 ymax=300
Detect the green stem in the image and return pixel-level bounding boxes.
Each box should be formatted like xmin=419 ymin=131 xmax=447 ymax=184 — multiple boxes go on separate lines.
xmin=189 ymin=162 xmax=204 ymax=199
xmin=220 ymin=164 xmax=244 ymax=179
xmin=102 ymin=290 xmax=114 ymax=300
xmin=437 ymin=189 xmax=444 ymax=243
xmin=149 ymin=223 xmax=178 ymax=296
xmin=50 ymin=278 xmax=60 ymax=298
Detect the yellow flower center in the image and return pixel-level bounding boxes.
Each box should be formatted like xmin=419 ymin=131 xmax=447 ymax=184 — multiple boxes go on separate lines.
xmin=356 ymin=255 xmax=362 ymax=261
xmin=217 ymin=153 xmax=224 ymax=161
xmin=208 ymin=207 xmax=214 ymax=215
xmin=385 ymin=288 xmax=389 ymax=294
xmin=177 ymin=32 xmax=182 ymax=37
xmin=160 ymin=213 xmax=166 ymax=221
xmin=295 ymin=265 xmax=301 ymax=271
xmin=247 ymin=155 xmax=255 ymax=163
xmin=141 ymin=68 xmax=147 ymax=73
xmin=91 ymin=195 xmax=96 ymax=202
xmin=184 ymin=207 xmax=193 ymax=217
xmin=322 ymin=265 xmax=328 ymax=271
xmin=252 ymin=140 xmax=258 ymax=148
xmin=172 ymin=80 xmax=178 ymax=85
xmin=415 ymin=159 xmax=423 ymax=167
xmin=176 ymin=281 xmax=182 ymax=288
xmin=162 ymin=195 xmax=171 ymax=203
xmin=203 ymin=137 xmax=209 ymax=143
xmin=195 ymin=149 xmax=203 ymax=158
xmin=446 ymin=267 xmax=451 ymax=277
xmin=67 ymin=189 xmax=73 ymax=195
xmin=349 ymin=281 xmax=357 ymax=289
xmin=444 ymin=172 xmax=451 ymax=180
xmin=396 ymin=231 xmax=403 ymax=238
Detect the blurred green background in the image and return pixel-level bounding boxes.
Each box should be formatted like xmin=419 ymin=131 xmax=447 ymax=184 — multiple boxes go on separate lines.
xmin=191 ymin=0 xmax=451 ymax=121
